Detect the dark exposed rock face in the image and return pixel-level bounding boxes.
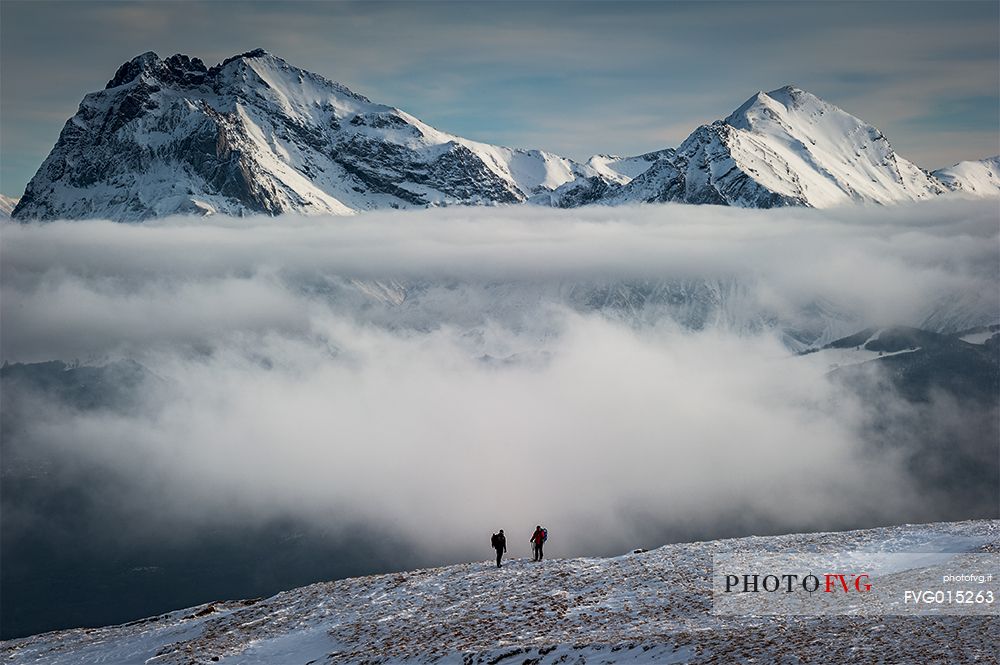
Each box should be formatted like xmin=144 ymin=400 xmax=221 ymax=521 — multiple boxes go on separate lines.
xmin=543 ymin=176 xmax=624 ymax=208
xmin=106 ymin=52 xmax=210 ymax=90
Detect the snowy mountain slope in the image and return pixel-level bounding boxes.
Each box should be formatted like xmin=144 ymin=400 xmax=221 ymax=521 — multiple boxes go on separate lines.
xmin=594 ymin=86 xmax=946 ymax=209
xmin=12 ymin=50 xmax=591 ymax=221
xmin=0 ymin=194 xmax=17 ymax=218
xmin=795 ymin=325 xmax=1000 ymax=380
xmin=11 ymin=49 xmax=997 ymax=220
xmin=2 ymin=520 xmax=996 ymax=664
xmin=585 ymin=150 xmax=675 ymax=184
xmin=795 ymin=328 xmax=922 ymax=372
xmin=934 ymin=156 xmax=1000 ymax=196
xmin=527 ymin=150 xmax=675 ymax=208
xmin=960 ymin=324 xmax=1000 ymax=346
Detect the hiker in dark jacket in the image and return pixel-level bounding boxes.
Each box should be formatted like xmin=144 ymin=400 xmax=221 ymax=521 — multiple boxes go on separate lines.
xmin=530 ymin=525 xmax=546 ymax=561
xmin=491 ymin=529 xmax=507 ymax=567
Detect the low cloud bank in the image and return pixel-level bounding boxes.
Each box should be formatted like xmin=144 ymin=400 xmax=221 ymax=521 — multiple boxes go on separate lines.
xmin=1 ymin=200 xmax=997 ymax=560
xmin=2 ymin=199 xmax=997 ymax=361
xmin=6 ymin=316 xmax=921 ymax=558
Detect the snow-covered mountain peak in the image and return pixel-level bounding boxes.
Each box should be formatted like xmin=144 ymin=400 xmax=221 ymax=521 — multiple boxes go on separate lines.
xmin=104 ymin=51 xmax=163 ymax=89
xmin=765 ymin=84 xmax=813 ymax=106
xmin=724 ymin=89 xmax=782 ymax=130
xmin=13 ymin=50 xmax=592 ymax=221
xmin=538 ymin=84 xmax=962 ymax=211
xmin=934 ymin=155 xmax=1000 ymax=196
xmin=209 ymin=48 xmax=372 ymax=107
xmin=104 ymin=51 xmax=221 ymax=91
xmin=215 ymin=46 xmax=271 ymax=67
xmin=724 ymin=85 xmax=828 ymax=131
xmin=104 ymin=48 xmax=303 ymax=91
xmin=10 ymin=53 xmax=997 ymax=221
xmin=681 ymin=84 xmax=944 ymax=207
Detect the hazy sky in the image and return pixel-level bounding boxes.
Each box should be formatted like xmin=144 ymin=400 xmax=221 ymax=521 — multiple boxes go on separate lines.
xmin=1 ymin=1 xmax=998 ymax=198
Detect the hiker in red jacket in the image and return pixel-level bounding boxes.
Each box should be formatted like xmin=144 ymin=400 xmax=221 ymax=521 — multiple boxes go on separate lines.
xmin=530 ymin=525 xmax=547 ymax=561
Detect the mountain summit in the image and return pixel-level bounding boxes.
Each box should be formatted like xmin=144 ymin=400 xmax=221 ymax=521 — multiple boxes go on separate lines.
xmin=11 ymin=51 xmax=999 ymax=221
xmin=540 ymin=85 xmax=994 ymax=208
xmin=666 ymin=85 xmax=945 ymax=206
xmin=12 ymin=49 xmax=587 ymax=221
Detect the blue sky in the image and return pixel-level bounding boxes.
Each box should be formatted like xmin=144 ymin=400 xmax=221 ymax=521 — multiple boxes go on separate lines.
xmin=1 ymin=0 xmax=997 ymax=198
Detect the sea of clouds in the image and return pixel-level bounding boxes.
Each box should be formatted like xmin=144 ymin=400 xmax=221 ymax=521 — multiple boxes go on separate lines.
xmin=1 ymin=199 xmax=997 ymax=558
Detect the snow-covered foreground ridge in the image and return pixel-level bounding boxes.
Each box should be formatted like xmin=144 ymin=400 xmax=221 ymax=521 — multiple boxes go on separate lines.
xmin=3 ymin=520 xmax=997 ymax=664
xmin=10 ymin=49 xmax=999 ymax=221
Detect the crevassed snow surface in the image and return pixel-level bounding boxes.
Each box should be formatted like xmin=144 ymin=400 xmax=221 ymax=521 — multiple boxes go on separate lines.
xmin=2 ymin=520 xmax=996 ymax=664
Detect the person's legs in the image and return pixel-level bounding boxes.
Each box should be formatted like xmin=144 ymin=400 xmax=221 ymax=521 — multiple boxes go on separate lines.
xmin=496 ymin=549 xmax=502 ymax=567
xmin=538 ymin=544 xmax=543 ymax=561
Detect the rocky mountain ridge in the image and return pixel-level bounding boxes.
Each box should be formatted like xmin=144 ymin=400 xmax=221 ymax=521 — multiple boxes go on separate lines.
xmin=11 ymin=50 xmax=999 ymax=221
